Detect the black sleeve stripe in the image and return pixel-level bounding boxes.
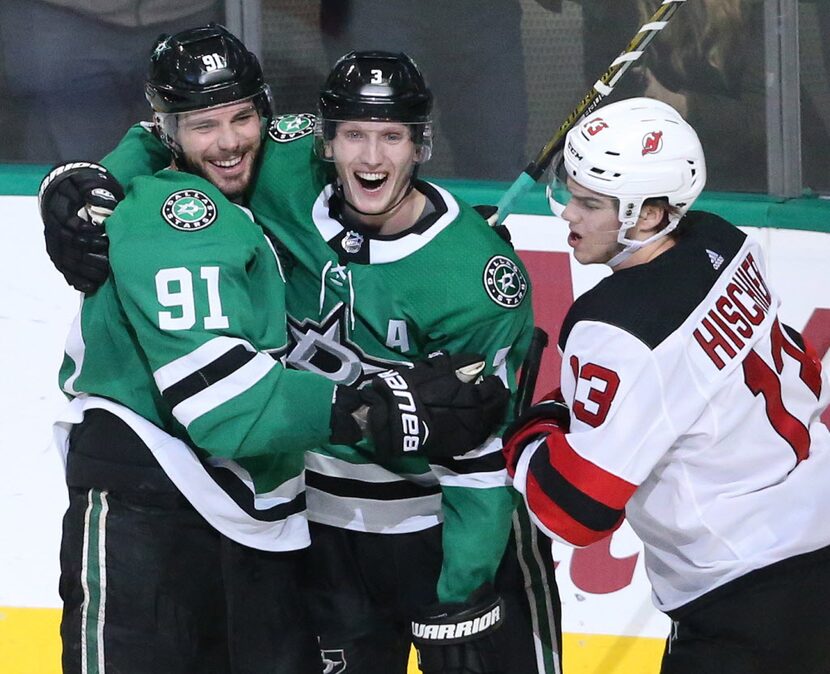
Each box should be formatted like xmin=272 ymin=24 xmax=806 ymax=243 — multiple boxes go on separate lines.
xmin=162 ymin=344 xmax=258 ymax=409
xmin=528 ymin=447 xmax=623 ymax=534
xmin=306 ymin=470 xmax=441 ymax=500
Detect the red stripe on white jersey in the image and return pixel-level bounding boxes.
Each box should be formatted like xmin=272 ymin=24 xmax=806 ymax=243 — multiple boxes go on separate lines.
xmin=545 ymin=430 xmax=637 ymax=510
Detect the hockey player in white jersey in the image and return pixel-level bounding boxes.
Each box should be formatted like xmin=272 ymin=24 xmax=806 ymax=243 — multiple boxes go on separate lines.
xmin=503 ymin=97 xmax=830 ymax=674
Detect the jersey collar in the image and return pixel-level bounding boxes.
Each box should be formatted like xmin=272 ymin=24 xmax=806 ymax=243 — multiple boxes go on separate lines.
xmin=311 ymin=179 xmax=459 ymax=264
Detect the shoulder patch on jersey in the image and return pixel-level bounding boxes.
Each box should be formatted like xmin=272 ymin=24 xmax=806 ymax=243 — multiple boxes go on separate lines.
xmin=268 ymin=114 xmax=316 ymax=143
xmin=161 ymin=189 xmax=217 ymax=231
xmin=483 ymin=255 xmax=527 ymax=308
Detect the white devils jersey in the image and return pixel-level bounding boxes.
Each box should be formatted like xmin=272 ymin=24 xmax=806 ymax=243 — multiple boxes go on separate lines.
xmin=513 ymin=212 xmax=830 ymax=611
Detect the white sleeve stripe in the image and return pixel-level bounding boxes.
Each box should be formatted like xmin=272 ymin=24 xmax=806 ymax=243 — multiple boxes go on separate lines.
xmin=171 ymin=351 xmax=276 ymax=428
xmin=153 ymin=336 xmax=255 ymax=390
xmin=432 ymin=468 xmax=511 ymax=489
xmin=456 ymin=435 xmax=504 ymax=459
xmin=63 ymin=297 xmax=87 ymax=396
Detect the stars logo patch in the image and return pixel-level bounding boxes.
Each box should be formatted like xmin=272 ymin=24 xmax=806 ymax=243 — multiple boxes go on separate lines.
xmin=268 ymin=114 xmax=316 ymax=143
xmin=152 ymin=37 xmax=170 ymax=61
xmin=483 ymin=255 xmax=527 ymax=308
xmin=161 ymin=190 xmax=217 ymax=231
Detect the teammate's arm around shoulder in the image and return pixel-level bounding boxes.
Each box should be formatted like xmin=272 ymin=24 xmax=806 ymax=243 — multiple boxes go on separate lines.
xmin=40 ymin=125 xmax=173 ymax=294
xmin=102 ymin=122 xmax=172 ymax=187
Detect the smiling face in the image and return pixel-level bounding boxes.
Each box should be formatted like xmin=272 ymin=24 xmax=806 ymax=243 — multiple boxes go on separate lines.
xmin=561 ymin=178 xmax=625 ymax=266
xmin=176 ymin=100 xmax=262 ymax=201
xmin=328 ymin=120 xmax=423 ymax=233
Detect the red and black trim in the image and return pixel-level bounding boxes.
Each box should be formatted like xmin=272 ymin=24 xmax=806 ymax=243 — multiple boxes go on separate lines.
xmin=520 ymin=425 xmax=636 ymax=546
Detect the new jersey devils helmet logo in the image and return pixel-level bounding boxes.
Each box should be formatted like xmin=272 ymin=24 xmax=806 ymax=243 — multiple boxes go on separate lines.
xmin=642 ymin=130 xmax=663 ymax=156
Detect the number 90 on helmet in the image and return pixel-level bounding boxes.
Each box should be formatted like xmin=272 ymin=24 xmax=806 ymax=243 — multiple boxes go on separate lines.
xmin=315 ymin=51 xmax=434 ymax=164
xmin=548 ymin=97 xmax=706 ymax=263
xmin=144 ymin=24 xmax=273 ymax=156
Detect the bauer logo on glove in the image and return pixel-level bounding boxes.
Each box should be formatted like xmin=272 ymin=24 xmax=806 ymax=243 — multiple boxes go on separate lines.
xmin=375 ymin=368 xmax=425 ymax=453
xmin=330 ymin=351 xmax=510 ymax=459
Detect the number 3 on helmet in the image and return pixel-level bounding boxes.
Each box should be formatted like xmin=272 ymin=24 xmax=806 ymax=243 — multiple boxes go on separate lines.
xmin=314 ymin=51 xmax=434 ymax=164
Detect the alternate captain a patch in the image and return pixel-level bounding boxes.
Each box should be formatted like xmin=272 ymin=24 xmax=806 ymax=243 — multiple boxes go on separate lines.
xmin=269 ymin=114 xmax=316 ymax=143
xmin=161 ymin=190 xmax=217 ymax=231
xmin=483 ymin=255 xmax=528 ymax=308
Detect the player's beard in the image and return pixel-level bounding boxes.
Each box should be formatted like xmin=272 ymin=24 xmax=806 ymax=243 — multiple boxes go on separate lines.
xmin=182 ymin=140 xmax=260 ymax=203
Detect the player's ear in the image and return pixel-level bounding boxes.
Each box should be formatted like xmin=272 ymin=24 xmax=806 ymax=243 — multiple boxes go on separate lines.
xmin=637 ymin=202 xmax=669 ymax=235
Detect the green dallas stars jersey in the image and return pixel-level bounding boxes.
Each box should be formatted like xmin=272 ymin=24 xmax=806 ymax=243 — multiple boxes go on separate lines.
xmin=103 ymin=119 xmax=533 ymax=603
xmin=58 ymin=168 xmax=336 ymax=551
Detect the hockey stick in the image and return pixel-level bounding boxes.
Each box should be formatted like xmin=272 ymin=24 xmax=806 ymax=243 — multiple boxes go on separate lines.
xmin=514 ymin=326 xmax=549 ymax=416
xmin=495 ymin=0 xmax=688 ymax=224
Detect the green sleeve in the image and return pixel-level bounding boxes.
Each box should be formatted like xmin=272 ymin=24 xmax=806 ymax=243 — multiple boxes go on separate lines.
xmin=431 ymin=289 xmax=534 ymax=604
xmin=437 ymin=485 xmax=517 ymax=603
xmin=101 ymin=123 xmax=171 ymax=186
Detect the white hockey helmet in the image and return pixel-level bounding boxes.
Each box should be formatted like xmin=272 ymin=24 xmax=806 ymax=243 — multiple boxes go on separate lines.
xmin=549 ymin=97 xmax=706 ymax=267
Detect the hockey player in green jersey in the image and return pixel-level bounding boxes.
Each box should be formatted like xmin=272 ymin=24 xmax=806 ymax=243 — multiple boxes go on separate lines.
xmin=269 ymin=53 xmax=559 ymax=674
xmin=39 ymin=28 xmax=510 ymax=674
xmin=43 ymin=46 xmax=561 ymax=674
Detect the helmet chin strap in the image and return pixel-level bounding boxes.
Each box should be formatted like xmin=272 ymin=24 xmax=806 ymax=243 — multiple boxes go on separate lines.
xmin=335 ymin=166 xmax=419 ymax=220
xmin=606 ymin=213 xmax=682 ymax=269
xmin=606 ymin=240 xmax=642 ymax=269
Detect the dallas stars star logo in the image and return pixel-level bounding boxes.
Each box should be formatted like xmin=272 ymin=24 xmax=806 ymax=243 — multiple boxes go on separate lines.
xmin=483 ymin=255 xmax=527 ymax=308
xmin=268 ymin=114 xmax=316 ymax=143
xmin=152 ymin=37 xmax=171 ymax=61
xmin=161 ymin=190 xmax=217 ymax=231
xmin=285 ymin=304 xmax=405 ymax=387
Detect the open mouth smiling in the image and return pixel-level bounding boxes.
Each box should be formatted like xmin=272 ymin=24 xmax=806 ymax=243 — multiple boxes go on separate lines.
xmin=355 ymin=171 xmax=388 ymax=191
xmin=210 ymin=155 xmax=245 ymax=172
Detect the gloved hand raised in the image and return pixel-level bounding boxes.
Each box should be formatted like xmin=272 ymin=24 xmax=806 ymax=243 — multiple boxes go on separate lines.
xmin=330 ymin=352 xmax=510 ymax=459
xmin=39 ymin=162 xmax=123 ymax=293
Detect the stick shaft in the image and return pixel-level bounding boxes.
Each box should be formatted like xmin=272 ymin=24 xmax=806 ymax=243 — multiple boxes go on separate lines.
xmin=496 ymin=0 xmax=687 ymax=221
xmin=515 ymin=327 xmax=549 ymax=416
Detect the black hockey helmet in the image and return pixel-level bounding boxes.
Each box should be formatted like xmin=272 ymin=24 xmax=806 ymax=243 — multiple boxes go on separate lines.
xmin=145 ymin=24 xmax=272 ymax=153
xmin=145 ymin=24 xmax=270 ymax=114
xmin=319 ymin=51 xmax=432 ymax=123
xmin=316 ymin=51 xmax=433 ymax=162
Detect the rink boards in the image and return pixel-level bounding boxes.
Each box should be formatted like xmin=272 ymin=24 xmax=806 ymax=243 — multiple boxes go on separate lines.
xmin=1 ymin=193 xmax=828 ymax=674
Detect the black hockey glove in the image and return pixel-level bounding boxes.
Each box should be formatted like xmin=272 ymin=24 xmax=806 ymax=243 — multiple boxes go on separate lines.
xmin=412 ymin=583 xmax=506 ymax=674
xmin=39 ymin=162 xmax=123 ymax=293
xmin=330 ymin=352 xmax=510 ymax=459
